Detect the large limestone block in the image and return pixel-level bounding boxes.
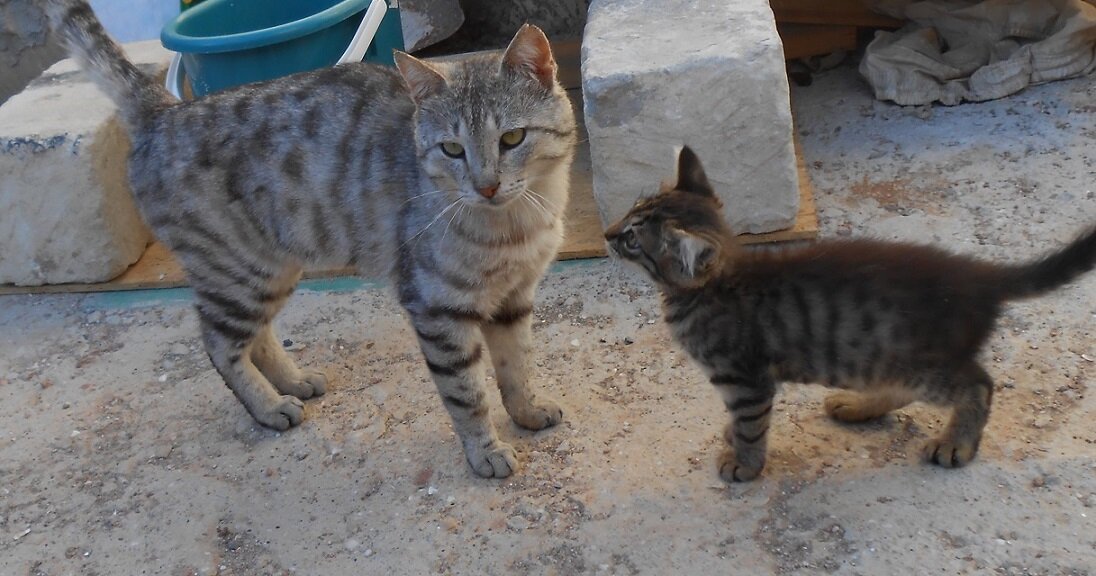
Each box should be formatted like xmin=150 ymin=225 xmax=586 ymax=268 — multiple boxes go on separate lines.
xmin=0 ymin=40 xmax=169 ymax=286
xmin=401 ymin=0 xmax=464 ymax=52
xmin=582 ymin=0 xmax=799 ymax=234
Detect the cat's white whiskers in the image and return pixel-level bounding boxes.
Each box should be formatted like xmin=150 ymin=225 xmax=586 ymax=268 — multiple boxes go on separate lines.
xmin=520 ymin=190 xmax=552 ymax=225
xmin=400 ymin=199 xmax=462 ymax=250
xmin=525 ymin=187 xmax=561 ymax=215
xmin=399 ymin=189 xmax=455 ymax=207
xmin=441 ymin=202 xmax=466 ymax=243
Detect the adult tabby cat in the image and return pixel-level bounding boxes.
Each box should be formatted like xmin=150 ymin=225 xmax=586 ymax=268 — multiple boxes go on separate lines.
xmin=605 ymin=146 xmax=1096 ymax=482
xmin=44 ymin=0 xmax=577 ymax=477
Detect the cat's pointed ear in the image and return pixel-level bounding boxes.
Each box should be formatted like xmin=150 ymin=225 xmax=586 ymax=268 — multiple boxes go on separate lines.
xmin=674 ymin=146 xmax=715 ymax=197
xmin=501 ymin=24 xmax=558 ymax=89
xmin=669 ymin=228 xmax=718 ymax=279
xmin=394 ymin=51 xmax=447 ymax=103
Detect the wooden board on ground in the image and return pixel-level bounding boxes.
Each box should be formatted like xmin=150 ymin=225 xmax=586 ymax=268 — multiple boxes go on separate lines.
xmin=0 ymin=87 xmax=816 ymax=296
xmin=0 ymin=156 xmax=818 ymax=295
xmin=778 ymin=23 xmax=859 ymax=60
xmin=770 ymin=0 xmax=902 ymax=28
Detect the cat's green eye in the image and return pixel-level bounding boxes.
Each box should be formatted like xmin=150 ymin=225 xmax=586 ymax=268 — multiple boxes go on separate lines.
xmin=440 ymin=142 xmax=465 ymax=158
xmin=499 ymin=128 xmax=526 ymax=150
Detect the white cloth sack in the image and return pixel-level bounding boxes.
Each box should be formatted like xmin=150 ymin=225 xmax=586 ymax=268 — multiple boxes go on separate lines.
xmin=861 ymin=0 xmax=1096 ymax=105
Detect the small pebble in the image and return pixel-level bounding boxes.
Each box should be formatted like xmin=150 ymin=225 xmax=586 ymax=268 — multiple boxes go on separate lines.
xmin=570 ymin=339 xmax=580 ymax=347
xmin=344 ymin=538 xmax=360 ymax=552
xmin=623 ymin=337 xmax=635 ymax=345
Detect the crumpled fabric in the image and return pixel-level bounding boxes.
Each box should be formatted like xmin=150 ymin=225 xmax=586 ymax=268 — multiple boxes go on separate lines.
xmin=860 ymin=0 xmax=1096 ymax=105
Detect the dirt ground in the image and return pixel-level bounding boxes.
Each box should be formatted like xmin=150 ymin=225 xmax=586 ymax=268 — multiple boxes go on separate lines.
xmin=1 ymin=63 xmax=1095 ymax=576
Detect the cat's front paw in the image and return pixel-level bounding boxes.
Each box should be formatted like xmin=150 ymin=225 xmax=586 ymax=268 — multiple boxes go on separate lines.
xmin=508 ymin=397 xmax=563 ymax=431
xmin=276 ymin=369 xmax=328 ymax=400
xmin=923 ymin=437 xmax=978 ymax=468
xmin=718 ymin=449 xmax=763 ymax=483
xmin=253 ymin=395 xmax=305 ymax=431
xmin=466 ymin=439 xmax=519 ymax=478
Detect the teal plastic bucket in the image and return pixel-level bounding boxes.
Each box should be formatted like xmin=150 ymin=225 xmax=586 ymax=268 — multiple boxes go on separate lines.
xmin=161 ymin=0 xmax=400 ymax=97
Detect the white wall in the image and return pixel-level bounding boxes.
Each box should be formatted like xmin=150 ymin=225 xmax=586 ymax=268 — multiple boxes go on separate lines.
xmin=88 ymin=0 xmax=178 ymax=42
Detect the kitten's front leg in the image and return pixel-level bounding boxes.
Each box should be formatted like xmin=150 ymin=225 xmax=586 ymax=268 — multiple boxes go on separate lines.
xmin=410 ymin=310 xmax=517 ymax=478
xmin=711 ymin=373 xmax=775 ymax=482
xmin=481 ymin=288 xmax=563 ymax=431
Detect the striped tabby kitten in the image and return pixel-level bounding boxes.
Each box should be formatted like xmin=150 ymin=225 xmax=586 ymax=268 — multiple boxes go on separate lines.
xmin=46 ymin=1 xmax=576 ymax=477
xmin=605 ymin=147 xmax=1096 ymax=482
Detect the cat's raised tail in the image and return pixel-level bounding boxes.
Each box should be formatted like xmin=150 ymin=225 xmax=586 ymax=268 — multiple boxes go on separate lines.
xmin=42 ymin=0 xmax=172 ymax=129
xmin=998 ymin=225 xmax=1096 ymax=300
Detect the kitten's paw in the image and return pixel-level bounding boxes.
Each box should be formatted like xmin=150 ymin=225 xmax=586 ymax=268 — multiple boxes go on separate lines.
xmin=509 ymin=397 xmax=563 ymax=431
xmin=824 ymin=391 xmax=882 ymax=423
xmin=718 ymin=449 xmax=763 ymax=483
xmin=923 ymin=437 xmax=977 ymax=468
xmin=466 ymin=440 xmax=519 ymax=478
xmin=254 ymin=395 xmax=305 ymax=431
xmin=277 ymin=369 xmax=328 ymax=400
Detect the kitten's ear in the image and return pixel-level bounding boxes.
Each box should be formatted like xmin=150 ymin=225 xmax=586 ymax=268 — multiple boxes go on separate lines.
xmin=670 ymin=228 xmax=718 ymax=279
xmin=501 ymin=24 xmax=558 ymax=89
xmin=394 ymin=51 xmax=447 ymax=103
xmin=674 ymin=146 xmax=715 ymax=197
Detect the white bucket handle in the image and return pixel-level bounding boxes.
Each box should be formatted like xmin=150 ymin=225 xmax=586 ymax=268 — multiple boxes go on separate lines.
xmin=166 ymin=0 xmax=388 ymax=99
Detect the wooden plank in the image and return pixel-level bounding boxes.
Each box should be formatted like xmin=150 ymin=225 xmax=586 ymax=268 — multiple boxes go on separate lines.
xmin=770 ymin=0 xmax=902 ymax=28
xmin=552 ymin=39 xmax=583 ymax=91
xmin=0 ymin=96 xmax=818 ymax=295
xmin=778 ymin=23 xmax=858 ymax=60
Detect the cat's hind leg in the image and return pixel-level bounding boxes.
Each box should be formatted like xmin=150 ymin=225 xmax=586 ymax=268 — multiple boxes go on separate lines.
xmin=252 ymin=325 xmax=328 ymax=400
xmin=922 ymin=363 xmax=993 ymax=468
xmin=197 ymin=301 xmax=304 ymax=431
xmin=249 ymin=266 xmax=327 ymax=400
xmin=184 ymin=253 xmax=306 ymax=430
xmin=824 ymin=389 xmax=912 ymax=423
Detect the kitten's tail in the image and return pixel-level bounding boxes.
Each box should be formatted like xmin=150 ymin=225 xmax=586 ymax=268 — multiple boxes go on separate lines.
xmin=42 ymin=0 xmax=172 ymax=129
xmin=997 ymin=226 xmax=1096 ymax=300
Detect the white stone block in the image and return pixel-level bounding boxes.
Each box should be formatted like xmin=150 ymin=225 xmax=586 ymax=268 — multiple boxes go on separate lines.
xmin=0 ymin=40 xmax=169 ymax=286
xmin=401 ymin=0 xmax=465 ymax=52
xmin=581 ymin=0 xmax=799 ymax=234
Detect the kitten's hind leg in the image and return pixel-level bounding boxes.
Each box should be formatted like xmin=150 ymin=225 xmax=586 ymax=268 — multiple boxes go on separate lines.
xmin=824 ymin=390 xmax=912 ymax=423
xmin=712 ymin=372 xmax=776 ymax=482
xmin=923 ymin=363 xmax=993 ymax=468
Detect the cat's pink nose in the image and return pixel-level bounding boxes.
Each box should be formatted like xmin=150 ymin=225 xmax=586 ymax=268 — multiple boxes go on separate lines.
xmin=478 ymin=184 xmax=499 ymax=199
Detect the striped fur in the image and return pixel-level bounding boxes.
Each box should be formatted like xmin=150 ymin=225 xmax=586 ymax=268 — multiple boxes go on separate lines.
xmin=42 ymin=1 xmax=576 ymax=478
xmin=606 ymin=146 xmax=1096 ymax=482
